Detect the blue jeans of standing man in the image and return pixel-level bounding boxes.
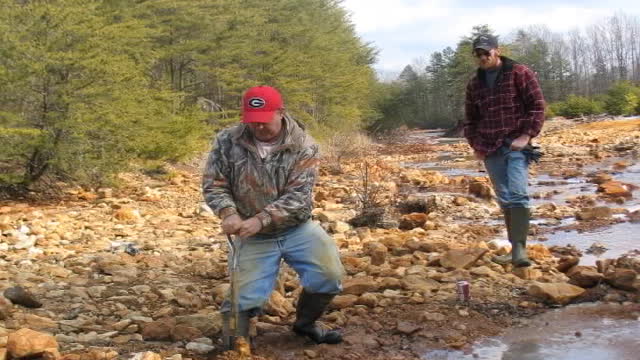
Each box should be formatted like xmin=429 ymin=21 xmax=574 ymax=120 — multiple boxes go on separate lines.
xmin=221 ymin=220 xmax=344 ymax=314
xmin=483 ymin=143 xmax=530 ymax=209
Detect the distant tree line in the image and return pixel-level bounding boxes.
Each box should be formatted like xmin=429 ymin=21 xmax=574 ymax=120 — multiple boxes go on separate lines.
xmin=370 ymin=13 xmax=640 ymax=131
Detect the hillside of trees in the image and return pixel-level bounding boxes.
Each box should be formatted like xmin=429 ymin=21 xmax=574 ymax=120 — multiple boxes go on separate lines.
xmin=3 ymin=1 xmax=640 ymax=192
xmin=0 ymin=0 xmax=377 ymax=189
xmin=370 ymin=14 xmax=640 ymax=131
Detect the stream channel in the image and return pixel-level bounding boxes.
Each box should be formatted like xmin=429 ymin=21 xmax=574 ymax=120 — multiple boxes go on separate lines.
xmin=404 ymin=130 xmax=640 ymax=360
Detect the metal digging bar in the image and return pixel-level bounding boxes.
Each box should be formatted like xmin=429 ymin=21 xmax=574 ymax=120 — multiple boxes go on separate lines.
xmin=223 ymin=234 xmax=241 ymax=350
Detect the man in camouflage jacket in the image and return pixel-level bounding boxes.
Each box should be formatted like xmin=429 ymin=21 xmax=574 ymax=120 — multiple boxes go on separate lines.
xmin=203 ymin=86 xmax=344 ymax=347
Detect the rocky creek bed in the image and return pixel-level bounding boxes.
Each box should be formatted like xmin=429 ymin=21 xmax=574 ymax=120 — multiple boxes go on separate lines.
xmin=1 ymin=118 xmax=639 ymax=360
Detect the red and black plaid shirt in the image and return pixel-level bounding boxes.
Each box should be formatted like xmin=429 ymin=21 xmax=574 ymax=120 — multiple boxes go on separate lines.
xmin=464 ymin=57 xmax=545 ymax=155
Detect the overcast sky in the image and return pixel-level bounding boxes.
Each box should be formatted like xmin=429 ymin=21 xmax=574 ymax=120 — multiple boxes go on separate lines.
xmin=341 ymin=0 xmax=640 ymax=77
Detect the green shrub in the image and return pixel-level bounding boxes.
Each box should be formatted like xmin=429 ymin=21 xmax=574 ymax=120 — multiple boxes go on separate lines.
xmin=0 ymin=128 xmax=45 ymax=185
xmin=569 ymin=95 xmax=600 ymax=117
xmin=544 ymin=104 xmax=556 ymax=119
xmin=550 ymin=95 xmax=602 ymax=118
xmin=137 ymin=160 xmax=181 ymax=181
xmin=547 ymin=102 xmax=564 ymax=118
xmin=604 ymin=81 xmax=640 ymax=116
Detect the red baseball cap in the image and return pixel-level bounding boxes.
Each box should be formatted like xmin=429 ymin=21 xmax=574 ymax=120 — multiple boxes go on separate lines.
xmin=241 ymin=86 xmax=283 ymax=123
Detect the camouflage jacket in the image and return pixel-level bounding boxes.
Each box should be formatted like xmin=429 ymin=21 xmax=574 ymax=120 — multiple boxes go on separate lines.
xmin=202 ymin=115 xmax=319 ymax=235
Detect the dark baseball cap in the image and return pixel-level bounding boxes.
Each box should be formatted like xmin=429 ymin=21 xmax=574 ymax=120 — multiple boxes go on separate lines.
xmin=472 ymin=34 xmax=499 ymax=51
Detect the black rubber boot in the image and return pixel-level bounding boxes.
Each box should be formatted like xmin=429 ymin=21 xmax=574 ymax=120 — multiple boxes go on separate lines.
xmin=222 ymin=310 xmax=251 ymax=351
xmin=292 ymin=290 xmax=342 ymax=344
xmin=510 ymin=207 xmax=532 ymax=267
xmin=492 ymin=208 xmax=513 ymax=265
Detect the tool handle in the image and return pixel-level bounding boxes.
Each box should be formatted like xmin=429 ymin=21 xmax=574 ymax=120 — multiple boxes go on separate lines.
xmin=226 ymin=234 xmax=240 ymax=269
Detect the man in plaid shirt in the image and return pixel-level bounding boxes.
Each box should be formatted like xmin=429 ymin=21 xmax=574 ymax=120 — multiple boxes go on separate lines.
xmin=464 ymin=34 xmax=545 ymax=267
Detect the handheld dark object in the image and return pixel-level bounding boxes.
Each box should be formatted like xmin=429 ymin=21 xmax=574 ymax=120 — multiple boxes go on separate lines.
xmin=522 ymin=144 xmax=543 ymax=164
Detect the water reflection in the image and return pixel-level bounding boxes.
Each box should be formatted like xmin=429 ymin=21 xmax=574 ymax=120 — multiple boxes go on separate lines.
xmin=535 ymin=222 xmax=640 ymax=265
xmin=423 ymin=304 xmax=640 ymax=360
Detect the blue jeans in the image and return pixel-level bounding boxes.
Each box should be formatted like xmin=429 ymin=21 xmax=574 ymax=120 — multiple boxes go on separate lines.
xmin=483 ymin=143 xmax=530 ymax=209
xmin=221 ymin=220 xmax=344 ymax=314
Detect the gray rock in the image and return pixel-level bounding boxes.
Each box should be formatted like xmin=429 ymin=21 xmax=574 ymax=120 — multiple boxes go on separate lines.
xmin=55 ymin=334 xmax=77 ymax=343
xmin=77 ymin=331 xmax=99 ymax=344
xmin=131 ymin=285 xmax=151 ymax=294
xmin=192 ymin=337 xmax=213 ymax=345
xmin=186 ymin=341 xmax=215 ymax=354
xmin=87 ymin=286 xmax=107 ymax=298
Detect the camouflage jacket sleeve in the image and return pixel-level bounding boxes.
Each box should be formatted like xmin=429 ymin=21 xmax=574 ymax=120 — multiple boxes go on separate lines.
xmin=202 ymin=133 xmax=237 ymax=217
xmin=257 ymin=144 xmax=319 ymax=228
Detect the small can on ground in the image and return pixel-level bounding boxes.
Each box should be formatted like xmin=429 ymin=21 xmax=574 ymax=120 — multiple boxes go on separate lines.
xmin=456 ymin=280 xmax=470 ymax=302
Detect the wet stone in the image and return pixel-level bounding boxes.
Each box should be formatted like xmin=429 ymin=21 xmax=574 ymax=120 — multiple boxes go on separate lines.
xmin=567 ymin=266 xmax=604 ymax=288
xmin=527 ymin=282 xmax=586 ymax=305
xmin=604 ymin=269 xmax=640 ymax=292
xmin=576 ymin=206 xmax=613 ymax=221
xmin=557 ymin=256 xmax=581 ymax=273
xmin=597 ymin=181 xmax=632 ymax=198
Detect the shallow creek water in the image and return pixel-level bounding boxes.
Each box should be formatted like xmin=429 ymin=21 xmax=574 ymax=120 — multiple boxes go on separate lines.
xmin=408 ymin=134 xmax=640 ymax=360
xmin=422 ymin=303 xmax=640 ymax=360
xmin=406 ymin=142 xmax=640 ymax=263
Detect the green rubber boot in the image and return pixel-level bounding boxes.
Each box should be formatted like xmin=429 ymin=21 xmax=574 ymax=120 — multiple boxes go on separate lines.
xmin=492 ymin=208 xmax=513 ymax=265
xmin=292 ymin=290 xmax=342 ymax=344
xmin=510 ymin=207 xmax=532 ymax=267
